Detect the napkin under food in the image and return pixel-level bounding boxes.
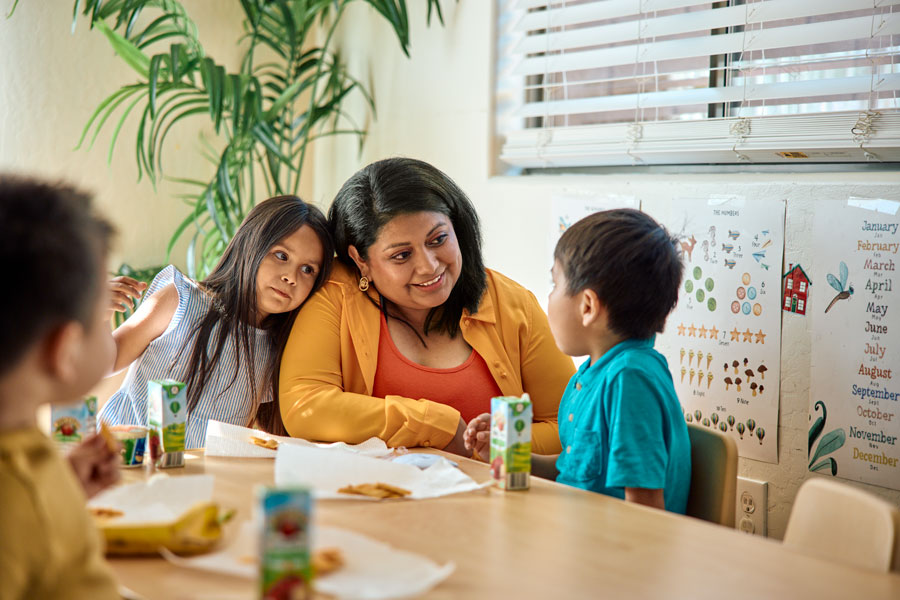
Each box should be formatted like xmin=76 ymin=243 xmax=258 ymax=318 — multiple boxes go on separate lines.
xmin=204 ymin=420 xmax=393 ymax=459
xmin=162 ymin=521 xmax=455 ymax=600
xmin=87 ymin=474 xmax=214 ymax=524
xmin=274 ymin=443 xmax=492 ymax=500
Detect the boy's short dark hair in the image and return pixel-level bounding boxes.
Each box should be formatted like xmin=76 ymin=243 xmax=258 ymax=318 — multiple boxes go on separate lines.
xmin=0 ymin=176 xmax=114 ymax=376
xmin=555 ymin=208 xmax=683 ymax=340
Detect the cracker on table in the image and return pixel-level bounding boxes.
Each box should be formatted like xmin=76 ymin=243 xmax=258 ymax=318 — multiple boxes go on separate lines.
xmin=373 ymin=482 xmax=412 ymax=497
xmin=90 ymin=507 xmax=124 ymax=519
xmin=337 ymin=482 xmax=411 ymax=499
xmin=312 ymin=548 xmax=344 ymax=575
xmin=249 ymin=436 xmax=279 ymax=450
xmin=99 ymin=422 xmax=117 ymax=452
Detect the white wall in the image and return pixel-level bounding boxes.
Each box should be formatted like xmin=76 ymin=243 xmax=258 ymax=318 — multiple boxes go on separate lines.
xmin=0 ymin=0 xmax=248 ymax=271
xmin=313 ymin=1 xmax=900 ymax=540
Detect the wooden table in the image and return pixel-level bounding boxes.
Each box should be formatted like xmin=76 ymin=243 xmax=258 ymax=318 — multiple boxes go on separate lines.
xmin=110 ymin=451 xmax=900 ymax=600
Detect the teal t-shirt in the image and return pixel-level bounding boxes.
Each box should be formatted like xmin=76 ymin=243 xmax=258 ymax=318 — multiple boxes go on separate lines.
xmin=555 ymin=337 xmax=691 ymax=514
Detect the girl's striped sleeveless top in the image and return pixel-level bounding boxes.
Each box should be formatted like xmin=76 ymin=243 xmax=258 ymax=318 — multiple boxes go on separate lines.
xmin=99 ymin=266 xmax=275 ymax=449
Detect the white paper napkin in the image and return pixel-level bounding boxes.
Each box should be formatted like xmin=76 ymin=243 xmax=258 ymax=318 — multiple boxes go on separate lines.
xmin=274 ymin=444 xmax=493 ymax=500
xmin=87 ymin=474 xmax=214 ymax=524
xmin=204 ymin=420 xmax=393 ymax=459
xmin=162 ymin=521 xmax=455 ymax=600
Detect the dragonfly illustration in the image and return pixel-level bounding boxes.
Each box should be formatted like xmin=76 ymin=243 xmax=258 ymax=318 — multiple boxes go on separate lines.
xmin=825 ymin=261 xmax=854 ymax=313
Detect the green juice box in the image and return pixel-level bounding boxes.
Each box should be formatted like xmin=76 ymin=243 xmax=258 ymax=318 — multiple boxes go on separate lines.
xmin=50 ymin=395 xmax=98 ymax=447
xmin=147 ymin=379 xmax=186 ymax=468
xmin=258 ymin=487 xmax=313 ymax=600
xmin=489 ymin=393 xmax=532 ymax=491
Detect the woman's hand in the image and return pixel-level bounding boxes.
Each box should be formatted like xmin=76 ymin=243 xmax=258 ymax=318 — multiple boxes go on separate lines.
xmin=108 ymin=276 xmax=147 ymax=316
xmin=441 ymin=417 xmax=473 ymax=458
xmin=463 ymin=413 xmax=491 ymax=459
xmin=67 ymin=433 xmax=121 ymax=499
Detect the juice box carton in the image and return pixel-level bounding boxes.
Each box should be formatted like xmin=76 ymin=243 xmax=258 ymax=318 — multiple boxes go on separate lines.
xmin=50 ymin=396 xmax=98 ymax=447
xmin=110 ymin=425 xmax=148 ymax=468
xmin=147 ymin=379 xmax=187 ymax=468
xmin=258 ymin=487 xmax=313 ymax=600
xmin=489 ymin=394 xmax=532 ymax=491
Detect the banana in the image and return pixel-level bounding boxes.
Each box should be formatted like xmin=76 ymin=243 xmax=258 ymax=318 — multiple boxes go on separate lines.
xmin=98 ymin=501 xmax=227 ymax=556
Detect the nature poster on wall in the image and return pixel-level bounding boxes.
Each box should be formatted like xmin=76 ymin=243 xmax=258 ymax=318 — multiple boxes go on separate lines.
xmin=644 ymin=196 xmax=785 ymax=463
xmin=809 ymin=198 xmax=900 ymax=491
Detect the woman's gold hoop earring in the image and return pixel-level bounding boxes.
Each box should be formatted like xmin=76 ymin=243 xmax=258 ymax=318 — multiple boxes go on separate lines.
xmin=358 ymin=276 xmax=370 ymax=292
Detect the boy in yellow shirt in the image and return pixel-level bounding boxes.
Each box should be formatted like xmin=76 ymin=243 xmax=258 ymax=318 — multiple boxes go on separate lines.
xmin=0 ymin=177 xmax=121 ymax=599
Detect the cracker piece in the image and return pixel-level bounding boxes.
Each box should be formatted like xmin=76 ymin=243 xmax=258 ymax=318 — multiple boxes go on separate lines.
xmin=90 ymin=507 xmax=124 ymax=519
xmin=312 ymin=548 xmax=344 ymax=575
xmin=250 ymin=436 xmax=279 ymax=450
xmin=99 ymin=422 xmax=118 ymax=452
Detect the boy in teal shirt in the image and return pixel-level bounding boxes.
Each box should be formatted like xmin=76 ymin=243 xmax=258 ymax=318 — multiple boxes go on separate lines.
xmin=466 ymin=209 xmax=690 ymax=512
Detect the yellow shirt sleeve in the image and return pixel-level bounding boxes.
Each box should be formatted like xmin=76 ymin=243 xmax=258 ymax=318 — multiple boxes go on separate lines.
xmin=279 ymin=283 xmax=460 ymax=449
xmin=0 ymin=429 xmax=119 ymax=600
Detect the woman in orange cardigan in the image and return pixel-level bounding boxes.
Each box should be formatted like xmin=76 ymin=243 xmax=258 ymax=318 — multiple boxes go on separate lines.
xmin=279 ymin=158 xmax=574 ymax=456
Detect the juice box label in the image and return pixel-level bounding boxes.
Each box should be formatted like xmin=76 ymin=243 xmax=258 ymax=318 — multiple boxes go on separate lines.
xmin=147 ymin=379 xmax=186 ymax=464
xmin=259 ymin=487 xmax=313 ymax=600
xmin=51 ymin=396 xmax=98 ymax=444
xmin=489 ymin=394 xmax=532 ymax=490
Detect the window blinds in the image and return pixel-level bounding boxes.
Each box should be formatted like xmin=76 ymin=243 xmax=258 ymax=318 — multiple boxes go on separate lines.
xmin=497 ymin=0 xmax=900 ymax=167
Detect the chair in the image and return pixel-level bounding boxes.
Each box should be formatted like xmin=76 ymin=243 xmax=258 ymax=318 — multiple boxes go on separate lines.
xmin=685 ymin=423 xmax=738 ymax=527
xmin=784 ymin=477 xmax=900 ymax=572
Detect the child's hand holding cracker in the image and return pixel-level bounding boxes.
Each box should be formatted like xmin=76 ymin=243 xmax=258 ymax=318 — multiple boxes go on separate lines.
xmin=67 ymin=429 xmax=121 ymax=499
xmin=464 ymin=413 xmax=491 ymax=460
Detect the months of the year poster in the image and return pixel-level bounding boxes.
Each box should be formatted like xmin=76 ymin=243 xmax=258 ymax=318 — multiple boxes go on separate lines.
xmin=809 ymin=198 xmax=900 ymax=490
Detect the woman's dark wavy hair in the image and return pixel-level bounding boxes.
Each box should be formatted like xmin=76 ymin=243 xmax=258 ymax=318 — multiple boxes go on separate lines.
xmin=329 ymin=157 xmax=486 ymax=339
xmin=174 ymin=196 xmax=334 ymax=436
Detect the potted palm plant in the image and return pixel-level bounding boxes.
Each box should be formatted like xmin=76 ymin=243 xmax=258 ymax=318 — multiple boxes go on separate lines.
xmin=61 ymin=0 xmax=447 ymax=280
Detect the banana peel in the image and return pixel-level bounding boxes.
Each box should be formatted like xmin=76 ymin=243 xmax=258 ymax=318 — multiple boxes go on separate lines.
xmin=99 ymin=501 xmax=231 ymax=556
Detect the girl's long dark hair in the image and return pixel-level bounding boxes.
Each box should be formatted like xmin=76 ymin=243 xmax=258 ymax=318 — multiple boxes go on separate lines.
xmin=175 ymin=196 xmax=334 ymax=436
xmin=329 ymin=157 xmax=486 ymax=339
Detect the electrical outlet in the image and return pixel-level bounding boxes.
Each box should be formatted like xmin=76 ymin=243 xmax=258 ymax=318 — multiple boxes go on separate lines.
xmin=735 ymin=477 xmax=767 ymax=536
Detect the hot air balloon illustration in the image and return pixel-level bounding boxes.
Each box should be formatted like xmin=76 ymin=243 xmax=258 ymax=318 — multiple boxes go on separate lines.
xmin=694 ymin=410 xmax=702 ymax=422
xmin=702 ymin=418 xmax=710 ymax=427
xmin=756 ymin=427 xmax=766 ymax=445
xmin=747 ymin=419 xmax=756 ymax=434
xmin=737 ymin=422 xmax=745 ymax=438
xmin=710 ymin=413 xmax=719 ymax=426
xmin=719 ymin=422 xmax=727 ymax=433
xmin=685 ymin=413 xmax=693 ymax=423
xmin=727 ymin=415 xmax=735 ymax=430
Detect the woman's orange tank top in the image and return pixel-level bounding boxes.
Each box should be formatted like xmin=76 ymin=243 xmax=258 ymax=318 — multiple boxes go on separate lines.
xmin=372 ymin=314 xmax=501 ymax=423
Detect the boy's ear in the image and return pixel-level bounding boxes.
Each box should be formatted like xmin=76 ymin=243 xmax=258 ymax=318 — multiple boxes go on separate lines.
xmin=580 ymin=288 xmax=605 ymax=328
xmin=43 ymin=321 xmax=85 ymax=384
xmin=347 ymin=245 xmax=369 ymax=279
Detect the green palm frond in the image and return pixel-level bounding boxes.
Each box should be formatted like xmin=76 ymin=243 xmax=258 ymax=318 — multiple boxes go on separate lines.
xmin=61 ymin=0 xmax=452 ymax=277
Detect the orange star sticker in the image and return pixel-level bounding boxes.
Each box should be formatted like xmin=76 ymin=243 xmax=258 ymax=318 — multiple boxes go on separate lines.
xmin=709 ymin=325 xmax=719 ymax=339
xmin=688 ymin=323 xmax=697 ymax=337
xmin=698 ymin=325 xmax=708 ymax=338
xmin=755 ymin=330 xmax=766 ymax=344
xmin=677 ymin=323 xmax=686 ymax=336
xmin=742 ymin=328 xmax=753 ymax=342
xmin=730 ymin=328 xmax=740 ymax=342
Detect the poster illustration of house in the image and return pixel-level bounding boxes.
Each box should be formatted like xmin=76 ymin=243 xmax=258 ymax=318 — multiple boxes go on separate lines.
xmin=643 ymin=196 xmax=785 ymax=463
xmin=783 ymin=264 xmax=812 ymax=315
